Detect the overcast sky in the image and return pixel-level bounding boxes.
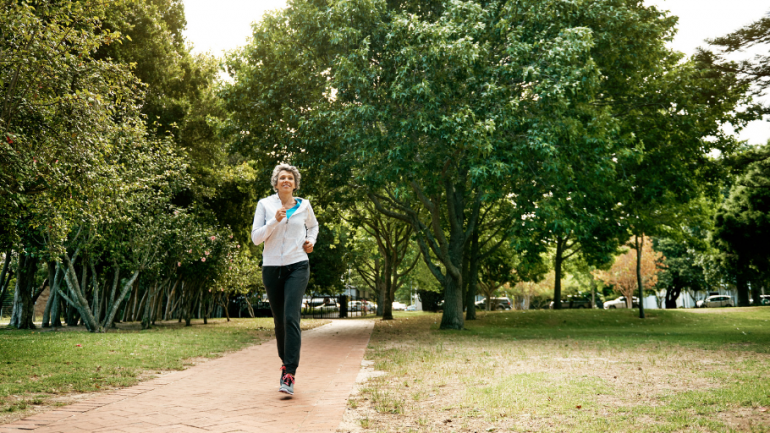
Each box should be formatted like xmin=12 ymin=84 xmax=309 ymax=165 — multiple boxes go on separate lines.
xmin=183 ymin=0 xmax=769 ymax=145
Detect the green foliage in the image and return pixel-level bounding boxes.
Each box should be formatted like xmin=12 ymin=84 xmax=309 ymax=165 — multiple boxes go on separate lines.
xmin=703 ymin=10 xmax=770 ymax=100
xmin=0 ymin=1 xmax=143 ymax=247
xmin=712 ymin=142 xmax=770 ymax=305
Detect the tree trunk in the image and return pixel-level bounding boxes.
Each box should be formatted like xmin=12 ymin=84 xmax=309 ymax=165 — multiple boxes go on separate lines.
xmin=141 ymin=283 xmax=158 ymax=330
xmin=440 ymin=271 xmax=464 ymax=330
xmin=61 ymin=254 xmax=101 ymax=332
xmin=636 ymin=234 xmax=645 ymax=319
xmin=665 ymin=286 xmax=682 ymax=309
xmin=382 ymin=255 xmax=394 ymax=320
xmin=102 ymin=270 xmax=139 ymax=332
xmin=42 ymin=261 xmax=58 ymax=327
xmin=104 ymin=265 xmax=120 ymax=323
xmin=553 ymin=236 xmax=564 ymax=310
xmin=10 ymin=254 xmax=38 ymax=329
xmin=220 ymin=294 xmax=231 ymax=322
xmin=51 ymin=292 xmax=63 ymax=327
xmin=465 ymin=228 xmax=479 ymax=321
xmin=134 ymin=286 xmax=148 ymax=323
xmin=164 ymin=279 xmax=179 ymax=321
xmin=750 ymin=280 xmax=761 ymax=307
xmin=0 ymin=250 xmax=12 ymax=305
xmin=736 ymin=269 xmax=751 ymax=307
xmin=89 ymin=258 xmax=101 ymax=327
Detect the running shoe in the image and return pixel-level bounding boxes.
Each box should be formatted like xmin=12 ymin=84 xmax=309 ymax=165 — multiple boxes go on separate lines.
xmin=279 ymin=373 xmax=295 ymax=396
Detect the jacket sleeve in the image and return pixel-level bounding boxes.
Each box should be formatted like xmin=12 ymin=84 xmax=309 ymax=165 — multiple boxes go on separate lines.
xmin=251 ymin=201 xmax=279 ymax=246
xmin=305 ymin=201 xmax=319 ymax=246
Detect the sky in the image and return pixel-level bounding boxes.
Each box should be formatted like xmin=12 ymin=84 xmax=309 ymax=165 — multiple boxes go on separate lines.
xmin=183 ymin=0 xmax=769 ymax=144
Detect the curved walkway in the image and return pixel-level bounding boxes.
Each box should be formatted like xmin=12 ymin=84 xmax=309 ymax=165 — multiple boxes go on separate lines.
xmin=0 ymin=320 xmax=374 ymax=433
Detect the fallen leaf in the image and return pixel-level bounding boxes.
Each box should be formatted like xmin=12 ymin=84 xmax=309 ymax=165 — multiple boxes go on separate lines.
xmin=576 ymin=405 xmax=582 ymax=409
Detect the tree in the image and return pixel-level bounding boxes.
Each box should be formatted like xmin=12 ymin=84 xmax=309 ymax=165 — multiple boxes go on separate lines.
xmin=593 ymin=237 xmax=664 ymax=308
xmin=347 ymin=199 xmax=419 ymax=320
xmin=712 ymin=143 xmax=770 ymax=306
xmin=654 ymin=230 xmax=711 ymax=309
xmin=324 ymin=0 xmax=620 ymax=330
xmin=477 ymin=247 xmax=517 ymax=311
xmin=613 ymin=37 xmax=755 ymax=318
xmin=701 ymin=11 xmax=770 ymax=100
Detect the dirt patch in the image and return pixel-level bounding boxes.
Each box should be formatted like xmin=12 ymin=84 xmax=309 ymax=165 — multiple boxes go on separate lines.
xmin=719 ymin=407 xmax=770 ymax=432
xmin=338 ymin=360 xmax=387 ymax=433
xmin=347 ymin=314 xmax=770 ymax=432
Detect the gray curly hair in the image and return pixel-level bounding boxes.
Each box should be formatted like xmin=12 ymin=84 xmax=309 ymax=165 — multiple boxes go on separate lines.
xmin=271 ymin=163 xmax=301 ymax=192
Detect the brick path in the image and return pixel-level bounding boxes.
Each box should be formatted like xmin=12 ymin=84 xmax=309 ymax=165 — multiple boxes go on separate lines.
xmin=0 ymin=320 xmax=374 ymax=433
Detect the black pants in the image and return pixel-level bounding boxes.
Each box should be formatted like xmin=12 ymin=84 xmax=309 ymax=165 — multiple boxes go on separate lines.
xmin=262 ymin=260 xmax=309 ymax=375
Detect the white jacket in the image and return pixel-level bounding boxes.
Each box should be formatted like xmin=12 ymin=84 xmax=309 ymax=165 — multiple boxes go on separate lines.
xmin=251 ymin=194 xmax=319 ymax=266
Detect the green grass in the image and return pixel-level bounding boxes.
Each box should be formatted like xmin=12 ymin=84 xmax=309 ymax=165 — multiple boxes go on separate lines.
xmin=0 ymin=317 xmax=328 ymax=417
xmin=352 ymin=308 xmax=770 ymax=433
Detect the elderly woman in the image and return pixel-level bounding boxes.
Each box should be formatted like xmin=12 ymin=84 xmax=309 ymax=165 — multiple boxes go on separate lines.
xmin=251 ymin=163 xmax=319 ymax=396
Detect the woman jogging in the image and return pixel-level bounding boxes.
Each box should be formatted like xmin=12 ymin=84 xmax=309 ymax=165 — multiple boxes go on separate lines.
xmin=251 ymin=164 xmax=318 ymax=396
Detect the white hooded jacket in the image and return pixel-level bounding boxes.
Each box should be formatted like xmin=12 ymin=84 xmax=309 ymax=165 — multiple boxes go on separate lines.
xmin=251 ymin=194 xmax=319 ymax=267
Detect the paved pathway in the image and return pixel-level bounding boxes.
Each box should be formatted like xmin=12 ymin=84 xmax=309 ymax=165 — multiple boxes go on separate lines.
xmin=0 ymin=320 xmax=374 ymax=433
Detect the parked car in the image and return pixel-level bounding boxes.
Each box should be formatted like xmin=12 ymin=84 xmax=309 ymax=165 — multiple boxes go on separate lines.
xmin=392 ymin=302 xmax=407 ymax=311
xmin=475 ymin=297 xmax=512 ymax=311
xmin=303 ymin=298 xmax=339 ymax=312
xmin=761 ymin=295 xmax=770 ymax=306
xmin=549 ymin=296 xmax=598 ymax=309
xmin=696 ymin=295 xmax=735 ymax=308
xmin=254 ymin=301 xmax=272 ymax=318
xmin=348 ymin=300 xmax=364 ymax=312
xmin=603 ymin=296 xmax=639 ymax=309
xmin=405 ymin=304 xmax=418 ymax=311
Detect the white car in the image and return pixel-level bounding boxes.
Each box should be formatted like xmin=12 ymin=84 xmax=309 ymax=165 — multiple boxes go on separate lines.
xmin=603 ymin=296 xmax=639 ymax=309
xmin=392 ymin=302 xmax=407 ymax=311
xmin=696 ymin=295 xmax=734 ymax=308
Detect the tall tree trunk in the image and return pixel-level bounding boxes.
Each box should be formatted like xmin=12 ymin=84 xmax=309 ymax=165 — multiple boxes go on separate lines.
xmin=102 ymin=270 xmax=139 ymax=331
xmin=750 ymin=280 xmax=761 ymax=307
xmin=51 ymin=292 xmax=63 ymax=327
xmin=134 ymin=286 xmax=148 ymax=323
xmin=382 ymin=255 xmax=394 ymax=320
xmin=553 ymin=236 xmax=564 ymax=310
xmin=61 ymin=254 xmax=100 ymax=332
xmin=141 ymin=283 xmax=159 ymax=330
xmin=184 ymin=287 xmax=195 ymax=326
xmin=440 ymin=270 xmax=464 ymax=329
xmin=736 ymin=266 xmax=751 ymax=307
xmin=10 ymin=254 xmax=38 ymax=329
xmin=461 ymin=242 xmax=470 ymax=314
xmin=90 ymin=258 xmax=101 ymax=327
xmin=0 ymin=250 xmax=12 ymax=305
xmin=465 ymin=229 xmax=479 ymax=321
xmin=636 ymin=234 xmax=646 ymax=319
xmin=42 ymin=261 xmax=58 ymax=327
xmin=219 ymin=294 xmax=231 ymax=322
xmin=164 ymin=279 xmax=179 ymax=321
xmin=665 ymin=286 xmax=682 ymax=309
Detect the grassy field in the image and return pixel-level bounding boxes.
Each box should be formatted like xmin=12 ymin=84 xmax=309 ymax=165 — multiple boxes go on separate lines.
xmin=0 ymin=317 xmax=328 ymax=423
xmin=349 ymin=308 xmax=770 ymax=433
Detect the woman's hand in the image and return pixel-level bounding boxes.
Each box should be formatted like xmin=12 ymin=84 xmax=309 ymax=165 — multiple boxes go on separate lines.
xmin=303 ymin=240 xmax=314 ymax=253
xmin=275 ymin=207 xmax=287 ymax=222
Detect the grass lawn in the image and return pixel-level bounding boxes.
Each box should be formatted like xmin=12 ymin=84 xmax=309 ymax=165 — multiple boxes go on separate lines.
xmin=0 ymin=317 xmax=328 ymax=423
xmin=349 ymin=308 xmax=770 ymax=433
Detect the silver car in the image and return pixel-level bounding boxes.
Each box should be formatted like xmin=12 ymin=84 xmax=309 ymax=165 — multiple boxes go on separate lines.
xmin=696 ymin=295 xmax=734 ymax=308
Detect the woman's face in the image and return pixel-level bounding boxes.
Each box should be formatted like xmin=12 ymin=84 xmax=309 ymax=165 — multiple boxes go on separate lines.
xmin=276 ymin=170 xmax=296 ymax=193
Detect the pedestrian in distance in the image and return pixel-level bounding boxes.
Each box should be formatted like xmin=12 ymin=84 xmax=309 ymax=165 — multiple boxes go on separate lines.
xmin=251 ymin=163 xmax=319 ymax=396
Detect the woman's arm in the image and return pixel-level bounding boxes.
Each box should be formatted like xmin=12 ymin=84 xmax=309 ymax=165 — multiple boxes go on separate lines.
xmin=251 ymin=201 xmax=279 ymax=246
xmin=305 ymin=202 xmax=319 ymax=245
